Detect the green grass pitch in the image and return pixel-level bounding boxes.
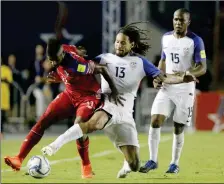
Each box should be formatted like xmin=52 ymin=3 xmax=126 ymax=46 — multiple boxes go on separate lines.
xmin=1 ymin=132 xmax=224 ymax=183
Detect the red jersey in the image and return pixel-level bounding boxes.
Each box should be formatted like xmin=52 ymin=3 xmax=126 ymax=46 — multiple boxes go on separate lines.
xmin=55 ymin=44 xmax=101 ymax=99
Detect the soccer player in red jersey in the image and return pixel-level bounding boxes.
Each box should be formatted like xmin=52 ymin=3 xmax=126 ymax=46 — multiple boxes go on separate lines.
xmin=4 ymin=38 xmax=122 ymax=178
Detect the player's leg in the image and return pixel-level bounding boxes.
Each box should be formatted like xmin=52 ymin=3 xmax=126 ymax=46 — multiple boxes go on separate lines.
xmin=103 ymin=121 xmax=140 ymax=178
xmin=166 ymin=122 xmax=184 ymax=174
xmin=4 ymin=92 xmax=74 ymax=171
xmin=74 ymin=117 xmax=90 ymax=167
xmin=117 ymin=145 xmax=140 ymax=178
xmin=74 ymin=99 xmax=101 ymax=178
xmin=42 ymin=110 xmax=110 ymax=155
xmin=166 ymin=89 xmax=195 ymax=174
xmin=139 ymin=89 xmax=175 ymax=173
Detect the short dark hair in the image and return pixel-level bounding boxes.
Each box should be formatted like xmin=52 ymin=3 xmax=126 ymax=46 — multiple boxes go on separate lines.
xmin=175 ymin=8 xmax=191 ymax=19
xmin=117 ymin=22 xmax=151 ymax=56
xmin=47 ymin=37 xmax=61 ymax=60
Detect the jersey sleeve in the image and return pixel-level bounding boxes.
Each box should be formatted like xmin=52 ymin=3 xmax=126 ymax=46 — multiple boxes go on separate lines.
xmin=194 ymin=36 xmax=206 ymax=63
xmin=140 ymin=56 xmax=161 ymax=77
xmin=62 ymin=44 xmax=78 ymax=53
xmin=94 ymin=54 xmax=104 ymax=64
xmin=68 ymin=54 xmax=95 ymax=75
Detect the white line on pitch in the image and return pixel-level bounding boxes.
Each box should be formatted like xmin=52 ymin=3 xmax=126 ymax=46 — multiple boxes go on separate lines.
xmin=1 ymin=136 xmax=171 ymax=173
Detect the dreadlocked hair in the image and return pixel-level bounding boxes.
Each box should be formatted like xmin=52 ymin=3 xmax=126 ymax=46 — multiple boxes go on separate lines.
xmin=47 ymin=37 xmax=61 ymax=60
xmin=118 ymin=21 xmax=151 ymax=56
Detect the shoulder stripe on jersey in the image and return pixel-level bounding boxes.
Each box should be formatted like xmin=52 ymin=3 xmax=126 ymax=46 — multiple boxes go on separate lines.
xmin=163 ymin=31 xmax=174 ymax=36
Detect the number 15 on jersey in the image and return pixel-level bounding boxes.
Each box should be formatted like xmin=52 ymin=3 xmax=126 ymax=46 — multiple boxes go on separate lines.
xmin=171 ymin=53 xmax=180 ymax=63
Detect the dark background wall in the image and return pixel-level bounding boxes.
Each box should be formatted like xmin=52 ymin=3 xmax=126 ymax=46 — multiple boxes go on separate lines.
xmin=1 ymin=1 xmax=103 ymax=70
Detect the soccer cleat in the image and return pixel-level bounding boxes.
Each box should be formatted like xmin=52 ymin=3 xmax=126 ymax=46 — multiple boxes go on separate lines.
xmin=139 ymin=160 xmax=158 ymax=173
xmin=81 ymin=164 xmax=94 ymax=179
xmin=41 ymin=145 xmax=57 ymax=156
xmin=117 ymin=166 xmax=131 ymax=178
xmin=166 ymin=164 xmax=180 ymax=174
xmin=4 ymin=156 xmax=22 ymax=171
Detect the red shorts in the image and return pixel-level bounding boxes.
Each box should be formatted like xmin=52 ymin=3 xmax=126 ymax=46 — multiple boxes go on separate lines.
xmin=43 ymin=91 xmax=101 ymax=122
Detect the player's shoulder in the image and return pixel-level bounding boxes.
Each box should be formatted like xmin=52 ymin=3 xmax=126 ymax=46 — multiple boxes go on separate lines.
xmin=97 ymin=53 xmax=114 ymax=58
xmin=186 ymin=31 xmax=204 ymax=43
xmin=62 ymin=44 xmax=77 ymax=53
xmin=162 ymin=31 xmax=174 ymax=39
xmin=130 ymin=53 xmax=152 ymax=65
xmin=162 ymin=31 xmax=174 ymax=42
xmin=131 ymin=53 xmax=146 ymax=60
xmin=94 ymin=53 xmax=114 ymax=62
xmin=163 ymin=31 xmax=174 ymax=37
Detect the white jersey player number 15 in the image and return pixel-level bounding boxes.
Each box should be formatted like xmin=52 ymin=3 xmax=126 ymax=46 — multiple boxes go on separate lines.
xmin=161 ymin=31 xmax=206 ymax=74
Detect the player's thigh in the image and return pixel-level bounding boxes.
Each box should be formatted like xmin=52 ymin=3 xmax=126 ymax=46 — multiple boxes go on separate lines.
xmin=151 ymin=89 xmax=175 ymax=117
xmin=76 ymin=97 xmax=101 ymax=122
xmin=173 ymin=91 xmax=195 ymax=125
xmin=37 ymin=92 xmax=75 ymax=129
xmin=80 ymin=110 xmax=109 ymax=133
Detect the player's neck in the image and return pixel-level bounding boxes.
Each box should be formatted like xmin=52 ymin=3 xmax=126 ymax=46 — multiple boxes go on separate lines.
xmin=173 ymin=30 xmax=188 ymax=39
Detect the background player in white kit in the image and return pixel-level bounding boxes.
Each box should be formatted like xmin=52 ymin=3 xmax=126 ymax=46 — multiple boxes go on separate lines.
xmin=139 ymin=8 xmax=207 ymax=174
xmin=41 ymin=22 xmax=197 ymax=178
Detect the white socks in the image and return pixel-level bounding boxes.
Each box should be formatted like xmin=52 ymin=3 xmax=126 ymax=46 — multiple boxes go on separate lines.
xmin=170 ymin=132 xmax=184 ymax=165
xmin=148 ymin=127 xmax=161 ymax=163
xmin=123 ymin=159 xmax=131 ymax=171
xmin=49 ymin=124 xmax=83 ymax=151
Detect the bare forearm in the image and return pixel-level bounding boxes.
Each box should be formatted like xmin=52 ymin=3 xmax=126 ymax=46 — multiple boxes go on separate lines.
xmin=101 ymin=68 xmax=118 ymax=94
xmin=94 ymin=64 xmax=118 ymax=94
xmin=158 ymin=60 xmax=166 ymax=73
xmin=163 ymin=75 xmax=183 ymax=84
xmin=155 ymin=73 xmax=183 ymax=84
xmin=188 ymin=63 xmax=207 ymax=77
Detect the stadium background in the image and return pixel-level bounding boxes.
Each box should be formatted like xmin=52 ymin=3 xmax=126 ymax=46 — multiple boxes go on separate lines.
xmin=1 ymin=1 xmax=224 ymax=183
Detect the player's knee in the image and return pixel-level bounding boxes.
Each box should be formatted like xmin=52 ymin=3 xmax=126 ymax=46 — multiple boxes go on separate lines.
xmin=31 ymin=114 xmax=54 ymax=134
xmin=174 ymin=122 xmax=185 ymax=134
xmin=128 ymin=158 xmax=140 ymax=172
xmin=151 ymin=115 xmax=164 ymax=128
xmin=31 ymin=121 xmax=46 ymax=135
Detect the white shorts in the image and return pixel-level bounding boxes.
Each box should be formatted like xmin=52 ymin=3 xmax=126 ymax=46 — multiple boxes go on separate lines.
xmin=101 ymin=99 xmax=139 ymax=148
xmin=151 ymin=82 xmax=196 ymax=126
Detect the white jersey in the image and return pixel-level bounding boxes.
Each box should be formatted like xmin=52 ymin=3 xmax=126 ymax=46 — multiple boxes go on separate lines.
xmin=152 ymin=31 xmax=207 ymax=125
xmin=161 ymin=31 xmax=206 ymax=74
xmin=95 ymin=53 xmax=160 ymax=113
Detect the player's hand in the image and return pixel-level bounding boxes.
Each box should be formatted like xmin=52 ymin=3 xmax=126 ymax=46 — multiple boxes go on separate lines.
xmin=182 ymin=71 xmax=199 ymax=83
xmin=109 ymin=92 xmax=126 ymax=106
xmin=173 ymin=71 xmax=199 ymax=83
xmin=153 ymin=78 xmax=163 ymax=89
xmin=47 ymin=71 xmax=61 ymax=83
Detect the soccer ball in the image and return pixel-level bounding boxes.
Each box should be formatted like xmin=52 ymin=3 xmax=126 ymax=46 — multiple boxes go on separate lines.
xmin=27 ymin=155 xmax=51 ymax=178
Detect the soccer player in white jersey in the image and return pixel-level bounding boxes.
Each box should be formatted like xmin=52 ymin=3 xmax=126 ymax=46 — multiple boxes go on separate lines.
xmin=41 ymin=22 xmax=197 ymax=178
xmin=139 ymin=8 xmax=207 ymax=174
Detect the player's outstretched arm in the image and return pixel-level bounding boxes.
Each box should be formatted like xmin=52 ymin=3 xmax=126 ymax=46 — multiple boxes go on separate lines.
xmin=94 ymin=64 xmax=125 ymax=106
xmin=154 ymin=73 xmax=183 ymax=84
xmin=155 ymin=72 xmax=199 ymax=85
